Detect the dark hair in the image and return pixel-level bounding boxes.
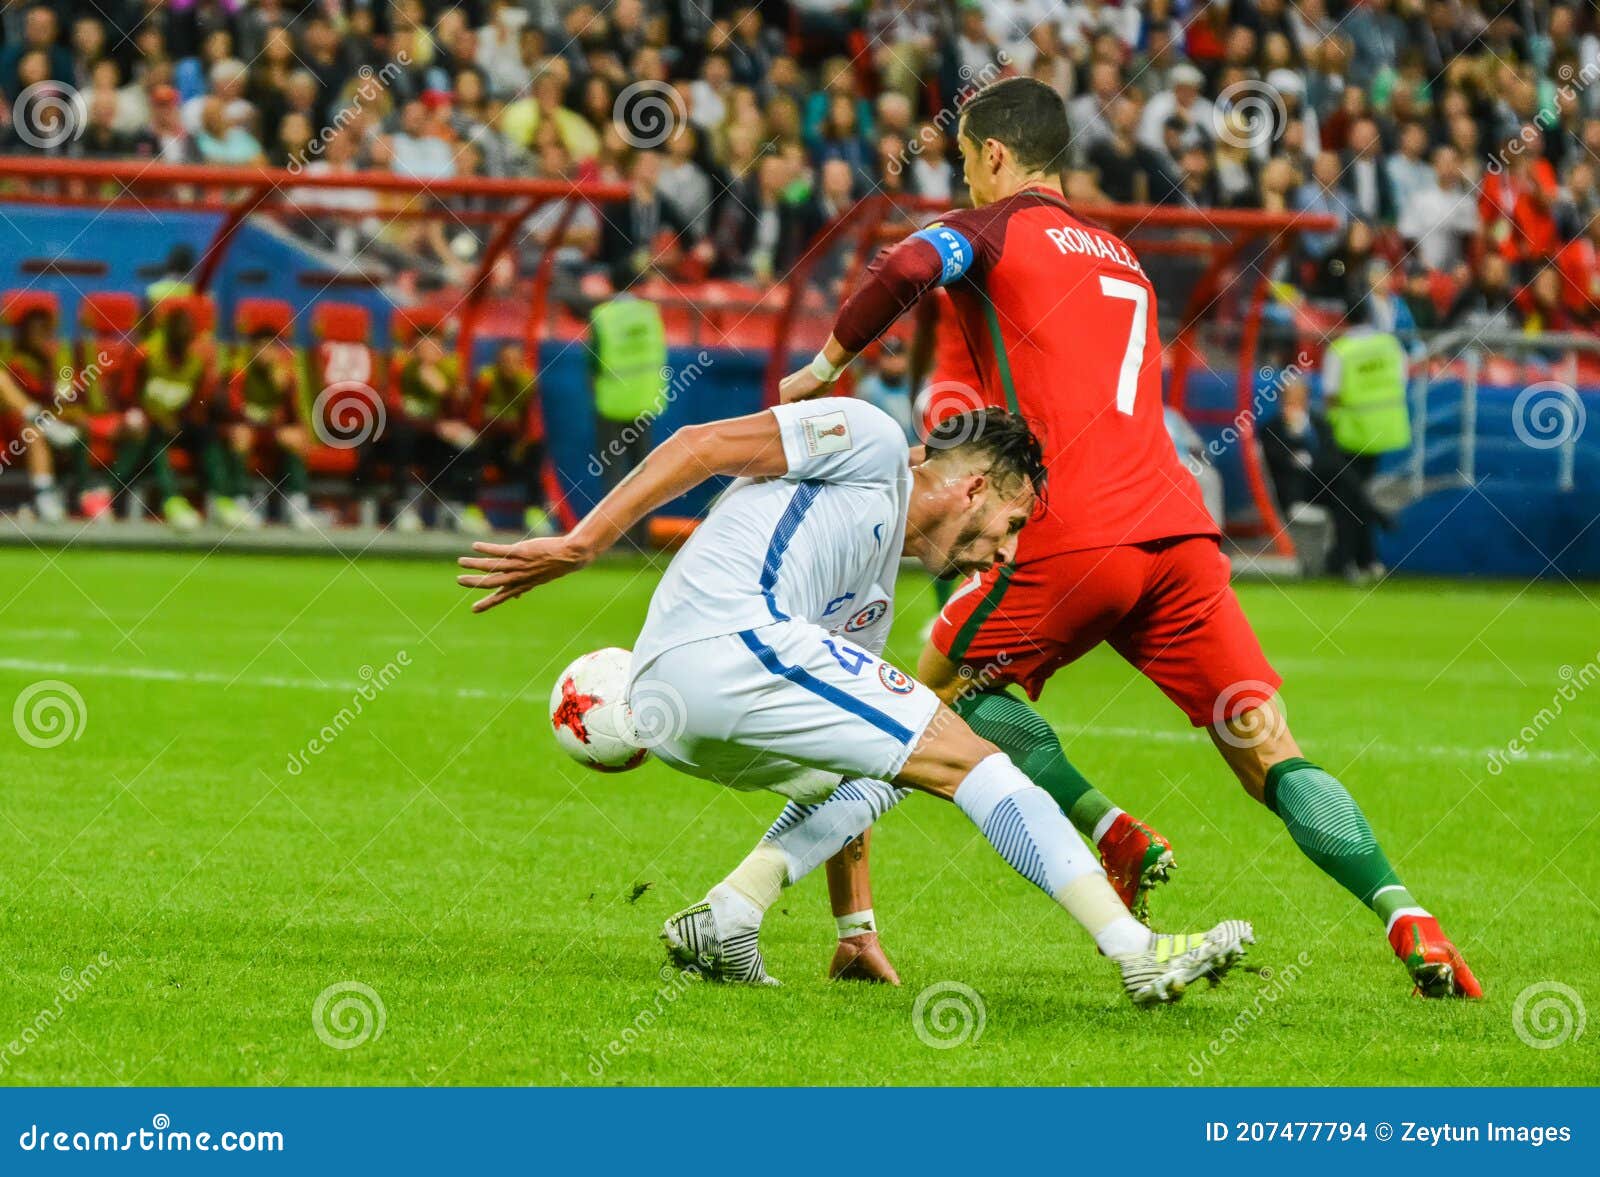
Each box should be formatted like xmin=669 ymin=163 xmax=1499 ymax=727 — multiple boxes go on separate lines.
xmin=926 ymin=407 xmax=1048 ymax=502
xmin=958 ymin=77 xmax=1070 ymax=174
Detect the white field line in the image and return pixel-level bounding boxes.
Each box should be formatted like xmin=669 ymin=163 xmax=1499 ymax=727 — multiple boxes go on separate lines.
xmin=0 ymin=656 xmax=536 ymax=704
xmin=0 ymin=656 xmax=1589 ymax=768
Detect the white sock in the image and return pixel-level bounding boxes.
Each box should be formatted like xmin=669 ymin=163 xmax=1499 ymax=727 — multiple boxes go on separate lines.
xmin=1383 ymin=904 xmax=1432 ymax=933
xmin=758 ymin=778 xmax=906 ymax=885
xmin=1091 ymin=807 xmax=1125 ymax=844
xmin=953 ymin=753 xmax=1151 ymax=956
xmin=706 ymin=880 xmax=767 ymax=936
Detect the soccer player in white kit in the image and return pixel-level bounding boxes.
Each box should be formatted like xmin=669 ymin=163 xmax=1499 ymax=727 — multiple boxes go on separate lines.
xmin=458 ymin=397 xmax=1254 ymax=1005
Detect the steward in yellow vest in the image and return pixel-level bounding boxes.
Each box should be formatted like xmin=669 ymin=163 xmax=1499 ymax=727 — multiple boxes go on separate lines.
xmin=1324 ymin=328 xmax=1411 ymax=455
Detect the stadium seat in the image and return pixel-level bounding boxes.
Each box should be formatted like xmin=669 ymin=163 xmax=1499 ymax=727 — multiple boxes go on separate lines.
xmin=306 ymin=301 xmax=383 ymax=478
xmin=312 ymin=302 xmax=371 ymax=344
xmin=392 ymin=304 xmax=449 ymax=343
xmin=75 ymin=294 xmax=143 ymax=466
xmin=1 ymin=289 xmax=59 ymax=325
xmin=79 ymin=291 xmax=139 ymax=335
xmin=152 ymin=292 xmax=216 ymax=333
xmin=234 ymin=297 xmax=294 ymax=338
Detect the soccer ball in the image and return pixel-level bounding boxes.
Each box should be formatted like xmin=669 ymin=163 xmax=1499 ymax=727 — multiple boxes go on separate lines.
xmin=549 ymin=647 xmax=649 ymax=772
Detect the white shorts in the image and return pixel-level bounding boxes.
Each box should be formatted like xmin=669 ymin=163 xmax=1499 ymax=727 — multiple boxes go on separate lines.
xmin=628 ymin=619 xmax=940 ymax=803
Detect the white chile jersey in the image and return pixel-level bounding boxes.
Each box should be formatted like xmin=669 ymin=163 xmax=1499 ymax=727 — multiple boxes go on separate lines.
xmin=630 ymin=397 xmax=913 ymax=678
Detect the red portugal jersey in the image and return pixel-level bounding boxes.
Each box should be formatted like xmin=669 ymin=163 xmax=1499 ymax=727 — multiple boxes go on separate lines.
xmin=835 ymin=186 xmax=1216 ymax=557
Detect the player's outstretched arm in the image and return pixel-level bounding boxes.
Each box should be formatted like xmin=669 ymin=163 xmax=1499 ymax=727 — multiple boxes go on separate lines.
xmin=780 ymin=227 xmax=952 ymax=403
xmin=777 ymin=334 xmax=857 ymax=403
xmin=456 ymin=410 xmax=791 ymax=613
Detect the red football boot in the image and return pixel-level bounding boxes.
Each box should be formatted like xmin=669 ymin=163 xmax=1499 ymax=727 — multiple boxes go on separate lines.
xmin=1388 ymin=913 xmax=1484 ymax=998
xmin=1097 ymin=812 xmax=1175 ymax=920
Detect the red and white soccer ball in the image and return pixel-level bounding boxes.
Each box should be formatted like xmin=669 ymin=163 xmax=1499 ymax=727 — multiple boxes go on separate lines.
xmin=549 ymin=647 xmax=649 ymax=772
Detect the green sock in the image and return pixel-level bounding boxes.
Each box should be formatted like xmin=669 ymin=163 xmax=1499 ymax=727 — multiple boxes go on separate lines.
xmin=1263 ymin=757 xmax=1421 ymax=925
xmin=65 ymin=438 xmax=91 ymax=489
xmin=282 ymin=451 xmax=308 ymax=495
xmin=150 ymin=446 xmax=176 ymax=501
xmin=110 ymin=437 xmax=145 ymax=491
xmin=201 ymin=442 xmax=235 ymax=498
xmin=953 ymin=689 xmax=1117 ymax=837
xmin=227 ymin=447 xmax=249 ymax=498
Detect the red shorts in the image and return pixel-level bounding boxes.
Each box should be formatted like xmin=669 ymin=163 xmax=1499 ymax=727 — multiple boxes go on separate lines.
xmin=930 ymin=535 xmax=1280 ymax=726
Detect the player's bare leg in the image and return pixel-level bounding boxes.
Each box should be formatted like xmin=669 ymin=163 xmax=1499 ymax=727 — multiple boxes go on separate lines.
xmin=825 ymin=830 xmax=900 ymax=985
xmin=1209 ymin=696 xmax=1481 ymax=999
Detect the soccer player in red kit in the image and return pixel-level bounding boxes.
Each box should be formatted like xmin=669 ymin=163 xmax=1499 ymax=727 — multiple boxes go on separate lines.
xmin=724 ymin=77 xmax=1479 ymax=998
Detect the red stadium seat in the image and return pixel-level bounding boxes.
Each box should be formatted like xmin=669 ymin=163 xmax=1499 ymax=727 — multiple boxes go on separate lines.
xmin=234 ymin=297 xmax=294 ymax=338
xmin=1 ymin=289 xmax=59 ymax=324
xmin=312 ymin=302 xmax=370 ymax=344
xmin=391 ymin=304 xmax=448 ymax=343
xmin=306 ymin=302 xmax=385 ymax=478
xmin=152 ymin=293 xmax=215 ymax=333
xmin=79 ymin=291 xmax=139 ymax=335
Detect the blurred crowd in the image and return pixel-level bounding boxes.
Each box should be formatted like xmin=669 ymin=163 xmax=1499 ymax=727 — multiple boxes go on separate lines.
xmin=3 ymin=1 xmax=1600 ymax=322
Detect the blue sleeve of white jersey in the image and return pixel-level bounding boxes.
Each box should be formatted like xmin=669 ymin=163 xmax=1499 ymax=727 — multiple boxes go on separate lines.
xmin=908 ymin=224 xmax=975 ymax=286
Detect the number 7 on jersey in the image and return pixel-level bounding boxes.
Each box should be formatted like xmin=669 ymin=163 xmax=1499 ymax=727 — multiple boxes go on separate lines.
xmin=1098 ymin=275 xmax=1148 ymax=416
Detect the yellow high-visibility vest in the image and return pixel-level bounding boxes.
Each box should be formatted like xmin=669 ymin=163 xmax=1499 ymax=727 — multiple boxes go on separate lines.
xmin=590 ymin=296 xmax=666 ymax=423
xmin=1327 ymin=330 xmax=1411 ymax=454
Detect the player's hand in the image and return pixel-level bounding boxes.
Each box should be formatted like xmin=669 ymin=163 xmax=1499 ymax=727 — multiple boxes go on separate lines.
xmin=778 ymin=365 xmax=831 ymax=404
xmin=828 ymin=932 xmax=901 ymax=986
xmin=456 ymin=536 xmax=595 ymax=613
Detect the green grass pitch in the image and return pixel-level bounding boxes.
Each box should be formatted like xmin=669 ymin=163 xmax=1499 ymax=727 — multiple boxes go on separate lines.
xmin=1 ymin=548 xmax=1595 ymax=1086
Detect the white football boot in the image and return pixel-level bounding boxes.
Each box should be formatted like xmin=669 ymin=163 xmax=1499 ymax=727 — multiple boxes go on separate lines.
xmin=1115 ymin=920 xmax=1255 ymax=1006
xmin=661 ymin=898 xmax=779 ymax=986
